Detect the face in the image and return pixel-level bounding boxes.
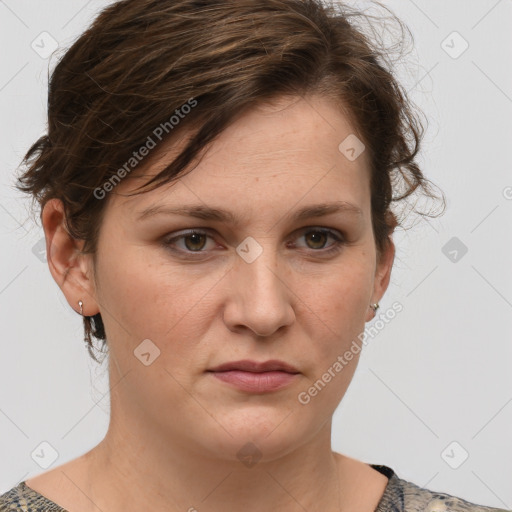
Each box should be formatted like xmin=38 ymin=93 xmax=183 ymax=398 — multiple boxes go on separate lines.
xmin=55 ymin=94 xmax=394 ymax=462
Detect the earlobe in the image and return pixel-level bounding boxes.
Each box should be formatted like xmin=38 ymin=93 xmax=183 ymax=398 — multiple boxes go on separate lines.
xmin=41 ymin=198 xmax=99 ymax=316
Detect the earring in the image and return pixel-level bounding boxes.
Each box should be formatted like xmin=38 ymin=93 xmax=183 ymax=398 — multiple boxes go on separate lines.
xmin=369 ymin=303 xmax=379 ymax=313
xmin=78 ymin=300 xmax=83 ymax=316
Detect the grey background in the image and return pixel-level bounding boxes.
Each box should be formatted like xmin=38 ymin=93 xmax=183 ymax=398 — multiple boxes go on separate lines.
xmin=1 ymin=0 xmax=511 ymax=507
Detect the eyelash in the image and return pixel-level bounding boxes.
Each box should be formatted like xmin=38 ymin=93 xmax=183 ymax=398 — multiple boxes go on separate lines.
xmin=162 ymin=227 xmax=346 ymax=258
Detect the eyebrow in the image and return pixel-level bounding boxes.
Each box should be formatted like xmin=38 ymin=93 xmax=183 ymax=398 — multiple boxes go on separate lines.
xmin=136 ymin=200 xmax=363 ymax=224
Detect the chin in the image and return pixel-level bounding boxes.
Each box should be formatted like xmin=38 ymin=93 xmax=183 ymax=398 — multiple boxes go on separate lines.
xmin=197 ymin=407 xmax=311 ymax=464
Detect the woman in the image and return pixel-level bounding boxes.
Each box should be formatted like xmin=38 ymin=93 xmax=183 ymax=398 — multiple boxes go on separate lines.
xmin=0 ymin=0 xmax=508 ymax=511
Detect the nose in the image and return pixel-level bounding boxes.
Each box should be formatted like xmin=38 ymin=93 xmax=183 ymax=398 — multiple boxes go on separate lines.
xmin=222 ymin=243 xmax=296 ymax=338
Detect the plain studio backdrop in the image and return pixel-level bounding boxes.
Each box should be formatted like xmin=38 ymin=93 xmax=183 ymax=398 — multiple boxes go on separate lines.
xmin=0 ymin=0 xmax=511 ymax=507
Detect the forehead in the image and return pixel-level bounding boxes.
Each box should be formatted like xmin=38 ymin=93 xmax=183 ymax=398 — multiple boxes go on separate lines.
xmin=112 ymin=94 xmax=371 ymax=216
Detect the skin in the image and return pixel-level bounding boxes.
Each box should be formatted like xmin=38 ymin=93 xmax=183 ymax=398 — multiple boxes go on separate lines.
xmin=29 ymin=94 xmax=395 ymax=512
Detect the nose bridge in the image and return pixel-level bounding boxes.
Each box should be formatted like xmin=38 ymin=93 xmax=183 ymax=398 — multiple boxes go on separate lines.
xmin=238 ymin=234 xmax=286 ymax=302
xmin=227 ymin=234 xmax=294 ymax=336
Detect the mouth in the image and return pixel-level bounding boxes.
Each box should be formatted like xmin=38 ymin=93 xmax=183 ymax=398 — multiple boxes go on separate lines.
xmin=208 ymin=359 xmax=300 ymax=374
xmin=206 ymin=359 xmax=300 ymax=393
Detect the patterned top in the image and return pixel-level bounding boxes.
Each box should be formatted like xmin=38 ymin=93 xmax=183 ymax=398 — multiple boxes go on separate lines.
xmin=0 ymin=464 xmax=509 ymax=511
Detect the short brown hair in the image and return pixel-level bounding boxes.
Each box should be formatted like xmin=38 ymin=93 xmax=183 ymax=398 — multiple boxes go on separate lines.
xmin=16 ymin=0 xmax=445 ymax=362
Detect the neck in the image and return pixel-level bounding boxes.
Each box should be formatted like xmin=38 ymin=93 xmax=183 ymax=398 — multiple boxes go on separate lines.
xmin=82 ymin=406 xmax=346 ymax=512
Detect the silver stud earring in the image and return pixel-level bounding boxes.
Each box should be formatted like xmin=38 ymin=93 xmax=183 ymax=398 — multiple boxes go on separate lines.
xmin=78 ymin=300 xmax=83 ymax=316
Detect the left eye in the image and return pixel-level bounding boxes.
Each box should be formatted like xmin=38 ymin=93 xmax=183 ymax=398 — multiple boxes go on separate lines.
xmin=292 ymin=229 xmax=343 ymax=251
xmin=163 ymin=228 xmax=345 ymax=255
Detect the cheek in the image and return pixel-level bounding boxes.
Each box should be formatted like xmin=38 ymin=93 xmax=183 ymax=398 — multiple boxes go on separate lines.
xmin=298 ymin=254 xmax=374 ymax=359
xmin=294 ymin=263 xmax=373 ymax=415
xmin=94 ymin=246 xmax=218 ymax=355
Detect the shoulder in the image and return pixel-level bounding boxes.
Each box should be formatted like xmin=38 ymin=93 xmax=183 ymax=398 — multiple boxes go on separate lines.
xmin=0 ymin=481 xmax=66 ymax=512
xmin=374 ymin=466 xmax=510 ymax=512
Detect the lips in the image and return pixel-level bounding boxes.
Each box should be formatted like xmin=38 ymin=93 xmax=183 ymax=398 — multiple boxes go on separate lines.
xmin=207 ymin=359 xmax=300 ymax=374
xmin=207 ymin=359 xmax=300 ymax=392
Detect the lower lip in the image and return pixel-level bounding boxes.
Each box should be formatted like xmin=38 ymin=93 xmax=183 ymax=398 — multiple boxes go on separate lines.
xmin=209 ymin=370 xmax=298 ymax=392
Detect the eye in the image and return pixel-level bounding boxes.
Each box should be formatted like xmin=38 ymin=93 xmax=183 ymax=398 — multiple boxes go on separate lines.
xmin=163 ymin=230 xmax=216 ymax=253
xmin=291 ymin=228 xmax=346 ymax=255
xmin=162 ymin=227 xmax=346 ymax=257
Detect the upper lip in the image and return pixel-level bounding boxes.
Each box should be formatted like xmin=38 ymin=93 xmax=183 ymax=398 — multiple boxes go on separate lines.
xmin=208 ymin=359 xmax=300 ymax=374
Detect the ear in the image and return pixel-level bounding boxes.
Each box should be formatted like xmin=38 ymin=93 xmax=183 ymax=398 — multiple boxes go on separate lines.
xmin=365 ymin=237 xmax=395 ymax=322
xmin=41 ymin=198 xmax=99 ymax=316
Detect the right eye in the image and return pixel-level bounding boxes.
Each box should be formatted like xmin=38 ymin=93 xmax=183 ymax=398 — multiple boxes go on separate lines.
xmin=162 ymin=229 xmax=217 ymax=254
